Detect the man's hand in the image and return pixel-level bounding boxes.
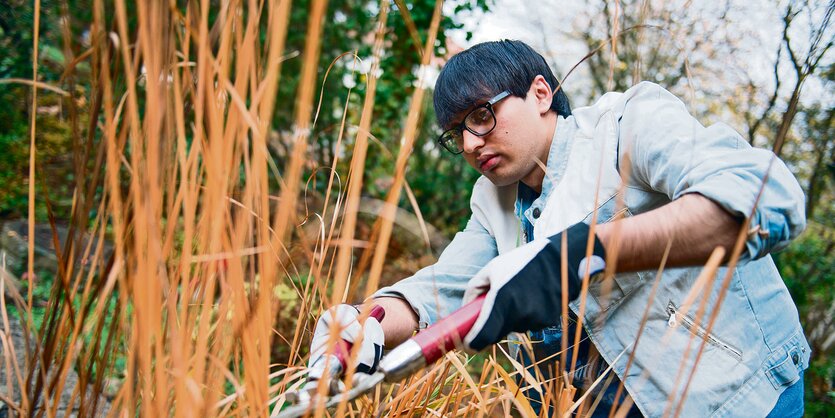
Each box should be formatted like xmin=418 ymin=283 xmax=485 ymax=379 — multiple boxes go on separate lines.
xmin=462 ymin=223 xmax=606 ymax=351
xmin=307 ymin=305 xmax=385 ymax=382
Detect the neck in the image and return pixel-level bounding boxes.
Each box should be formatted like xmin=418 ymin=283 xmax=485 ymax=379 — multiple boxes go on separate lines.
xmin=520 ymin=114 xmax=558 ymax=193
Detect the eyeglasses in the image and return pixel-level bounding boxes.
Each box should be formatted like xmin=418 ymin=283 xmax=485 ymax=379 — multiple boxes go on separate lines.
xmin=437 ymin=90 xmax=511 ymax=155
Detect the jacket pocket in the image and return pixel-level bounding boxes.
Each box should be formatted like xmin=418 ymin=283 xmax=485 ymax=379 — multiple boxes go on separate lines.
xmin=666 ymin=301 xmax=743 ymax=362
xmin=581 ymin=194 xmax=629 ymax=225
xmin=765 ymin=334 xmax=808 ymax=390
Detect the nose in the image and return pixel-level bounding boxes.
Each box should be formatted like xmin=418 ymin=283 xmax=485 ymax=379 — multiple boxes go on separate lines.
xmin=462 ymin=130 xmax=485 ymax=154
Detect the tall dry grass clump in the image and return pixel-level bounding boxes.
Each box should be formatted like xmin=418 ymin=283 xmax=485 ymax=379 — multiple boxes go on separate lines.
xmin=3 ymin=1 xmax=761 ymax=417
xmin=3 ymin=0 xmax=585 ymax=416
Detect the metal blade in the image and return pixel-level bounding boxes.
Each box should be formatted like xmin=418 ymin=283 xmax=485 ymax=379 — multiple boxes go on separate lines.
xmin=276 ymin=371 xmax=385 ymax=418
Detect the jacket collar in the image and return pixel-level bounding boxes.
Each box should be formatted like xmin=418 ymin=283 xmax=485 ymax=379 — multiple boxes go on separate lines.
xmin=513 ymin=115 xmax=578 ymax=227
xmin=516 ymin=115 xmax=577 ymax=202
xmin=540 ymin=115 xmax=577 ymax=199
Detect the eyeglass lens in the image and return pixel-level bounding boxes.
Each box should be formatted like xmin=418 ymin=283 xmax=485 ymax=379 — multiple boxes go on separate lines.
xmin=465 ymin=107 xmax=495 ymax=134
xmin=440 ymin=106 xmax=496 ymax=153
xmin=441 ymin=130 xmax=464 ymax=153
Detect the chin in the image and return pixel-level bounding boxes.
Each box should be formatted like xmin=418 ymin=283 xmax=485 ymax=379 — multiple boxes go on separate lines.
xmin=483 ymin=173 xmax=519 ymax=187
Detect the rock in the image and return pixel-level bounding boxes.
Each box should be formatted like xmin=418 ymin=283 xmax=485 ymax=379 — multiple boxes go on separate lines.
xmin=0 ymin=219 xmax=113 ymax=280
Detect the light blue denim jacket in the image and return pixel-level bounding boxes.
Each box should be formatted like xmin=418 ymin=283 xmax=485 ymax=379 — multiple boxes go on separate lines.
xmin=373 ymin=82 xmax=809 ymax=417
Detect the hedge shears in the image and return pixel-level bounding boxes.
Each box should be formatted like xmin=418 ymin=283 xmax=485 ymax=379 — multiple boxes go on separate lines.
xmin=278 ymin=295 xmax=486 ymax=418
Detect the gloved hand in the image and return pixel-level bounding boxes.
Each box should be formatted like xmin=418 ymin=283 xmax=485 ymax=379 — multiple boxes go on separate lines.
xmin=462 ymin=222 xmax=607 ymax=351
xmin=307 ymin=304 xmax=385 ymax=383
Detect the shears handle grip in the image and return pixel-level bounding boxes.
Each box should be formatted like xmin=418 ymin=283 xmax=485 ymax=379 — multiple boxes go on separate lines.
xmin=410 ymin=294 xmax=486 ymax=363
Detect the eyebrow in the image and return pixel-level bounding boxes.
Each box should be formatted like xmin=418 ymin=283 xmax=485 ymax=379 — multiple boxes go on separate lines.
xmin=450 ymin=91 xmax=511 ymax=128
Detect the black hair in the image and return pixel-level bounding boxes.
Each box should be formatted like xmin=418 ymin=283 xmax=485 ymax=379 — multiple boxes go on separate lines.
xmin=433 ymin=40 xmax=571 ymax=130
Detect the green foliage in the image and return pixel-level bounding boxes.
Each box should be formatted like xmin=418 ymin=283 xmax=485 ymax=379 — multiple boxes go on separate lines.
xmin=408 ymin=98 xmax=481 ymax=235
xmin=273 ymin=0 xmax=488 ymax=234
xmin=0 ymin=129 xmax=30 ymax=217
xmin=0 ymin=0 xmax=92 ymax=220
xmin=778 ymin=227 xmax=835 ymax=306
xmin=775 ymin=224 xmax=835 ymax=416
xmin=1 ymin=0 xmax=491 ymax=232
xmin=776 ymin=65 xmax=835 ymax=414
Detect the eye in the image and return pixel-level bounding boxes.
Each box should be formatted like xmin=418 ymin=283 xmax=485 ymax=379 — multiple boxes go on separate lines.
xmin=467 ymin=107 xmax=492 ymax=126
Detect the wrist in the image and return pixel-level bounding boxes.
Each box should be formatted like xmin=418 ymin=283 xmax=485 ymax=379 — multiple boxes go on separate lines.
xmin=593 ymin=222 xmax=611 ymax=249
xmin=370 ymin=297 xmax=419 ymax=348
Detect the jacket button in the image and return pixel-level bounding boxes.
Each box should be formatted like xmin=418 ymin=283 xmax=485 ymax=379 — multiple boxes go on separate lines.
xmin=791 ymin=353 xmax=799 ymax=365
xmin=532 ymin=208 xmax=541 ymax=218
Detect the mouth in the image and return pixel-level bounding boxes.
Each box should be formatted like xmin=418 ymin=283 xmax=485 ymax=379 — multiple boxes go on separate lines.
xmin=477 ymin=154 xmax=500 ymax=172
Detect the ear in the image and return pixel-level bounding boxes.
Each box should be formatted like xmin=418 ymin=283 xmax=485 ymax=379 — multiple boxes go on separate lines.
xmin=530 ymin=75 xmax=553 ymax=115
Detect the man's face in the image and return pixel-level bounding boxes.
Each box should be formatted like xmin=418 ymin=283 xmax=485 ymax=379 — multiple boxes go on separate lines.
xmin=454 ymin=79 xmax=555 ymax=189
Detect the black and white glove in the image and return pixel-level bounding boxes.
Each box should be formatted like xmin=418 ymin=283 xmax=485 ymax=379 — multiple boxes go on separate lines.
xmin=462 ymin=222 xmax=607 ymax=351
xmin=307 ymin=305 xmax=385 ymax=381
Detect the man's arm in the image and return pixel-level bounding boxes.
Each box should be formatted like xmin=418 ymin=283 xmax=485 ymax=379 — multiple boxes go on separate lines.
xmin=368 ymin=213 xmax=499 ymax=348
xmin=615 ymin=82 xmax=805 ymax=262
xmin=595 ymin=193 xmax=741 ymax=272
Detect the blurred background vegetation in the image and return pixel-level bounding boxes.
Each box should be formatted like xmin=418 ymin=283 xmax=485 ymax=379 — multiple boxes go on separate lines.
xmin=0 ymin=0 xmax=832 ymax=415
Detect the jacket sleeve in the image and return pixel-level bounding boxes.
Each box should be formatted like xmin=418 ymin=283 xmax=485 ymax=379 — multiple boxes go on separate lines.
xmin=615 ymin=82 xmax=806 ymax=260
xmin=371 ymin=215 xmax=498 ymax=326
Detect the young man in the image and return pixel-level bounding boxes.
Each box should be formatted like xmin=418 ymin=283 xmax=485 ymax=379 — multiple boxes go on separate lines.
xmin=307 ymin=40 xmax=809 ymax=417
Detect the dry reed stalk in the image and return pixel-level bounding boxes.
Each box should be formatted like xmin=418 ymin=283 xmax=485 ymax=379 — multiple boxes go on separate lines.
xmin=285 ymin=50 xmax=362 ymax=368
xmin=363 ymin=0 xmax=443 ymax=301
xmin=669 ymin=170 xmax=779 ymax=418
xmin=392 ymin=0 xmax=425 ymax=60
xmin=23 ymin=0 xmax=43 ymax=412
xmin=27 ymin=0 xmax=42 ymax=319
xmin=331 ymin=0 xmax=390 ymax=306
xmin=323 ymin=7 xmax=445 ymax=417
xmin=606 ymin=238 xmax=673 ymax=416
xmin=607 ymin=0 xmax=621 ymax=91
xmin=1 ymin=258 xmax=26 ymax=416
xmin=344 ymin=0 xmax=442 ymax=303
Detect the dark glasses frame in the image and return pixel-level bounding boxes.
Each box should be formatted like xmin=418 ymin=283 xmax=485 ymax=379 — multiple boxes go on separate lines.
xmin=437 ymin=90 xmax=511 ymax=155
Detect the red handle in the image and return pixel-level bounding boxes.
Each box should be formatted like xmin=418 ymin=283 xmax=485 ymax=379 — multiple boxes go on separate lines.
xmin=333 ymin=305 xmax=386 ymax=370
xmin=411 ymin=294 xmax=486 ymax=364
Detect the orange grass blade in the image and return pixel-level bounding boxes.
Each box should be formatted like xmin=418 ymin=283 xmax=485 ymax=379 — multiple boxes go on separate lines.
xmin=332 ymin=0 xmax=390 ymax=305
xmin=363 ymin=0 xmax=443 ymax=299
